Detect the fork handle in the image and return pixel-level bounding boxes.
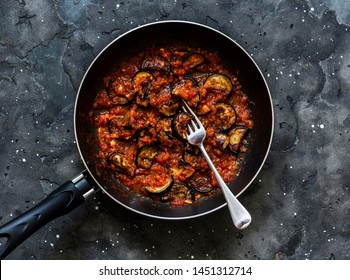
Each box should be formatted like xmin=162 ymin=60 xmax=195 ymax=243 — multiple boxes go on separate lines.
xmin=198 ymin=144 xmax=252 ymax=229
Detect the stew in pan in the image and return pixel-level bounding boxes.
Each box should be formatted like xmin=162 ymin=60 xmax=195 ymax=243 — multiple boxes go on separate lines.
xmin=92 ymin=45 xmax=254 ymax=206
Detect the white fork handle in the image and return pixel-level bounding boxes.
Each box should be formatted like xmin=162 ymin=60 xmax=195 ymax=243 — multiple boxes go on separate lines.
xmin=198 ymin=143 xmax=252 ymax=229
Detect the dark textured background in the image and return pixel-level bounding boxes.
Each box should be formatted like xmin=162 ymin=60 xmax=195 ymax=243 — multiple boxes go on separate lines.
xmin=0 ymin=0 xmax=349 ymax=260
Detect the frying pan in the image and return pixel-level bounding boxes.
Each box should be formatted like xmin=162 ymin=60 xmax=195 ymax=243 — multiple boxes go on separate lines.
xmin=0 ymin=20 xmax=274 ymax=259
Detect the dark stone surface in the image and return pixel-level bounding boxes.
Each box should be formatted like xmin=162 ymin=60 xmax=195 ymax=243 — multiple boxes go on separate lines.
xmin=0 ymin=0 xmax=349 ymax=260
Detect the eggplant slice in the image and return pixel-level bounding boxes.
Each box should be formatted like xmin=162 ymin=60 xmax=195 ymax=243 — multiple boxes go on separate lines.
xmin=144 ymin=173 xmax=173 ymax=193
xmin=169 ymin=163 xmax=195 ymax=181
xmin=188 ymin=174 xmax=214 ymax=193
xmin=190 ymin=72 xmax=210 ymax=85
xmin=141 ymin=55 xmax=171 ymax=73
xmin=108 ymin=107 xmax=135 ymax=140
xmin=136 ymin=146 xmax=158 ymax=169
xmin=228 ymin=126 xmax=249 ymax=153
xmin=109 ymin=152 xmax=135 ymax=176
xmin=183 ymin=150 xmax=208 ymax=170
xmin=158 ymin=99 xmax=180 ymax=116
xmin=184 ymin=53 xmax=206 ymax=70
xmin=161 ymin=181 xmax=194 ymax=205
xmin=203 ymin=73 xmax=233 ymax=96
xmin=108 ymin=76 xmax=136 ymax=105
xmin=213 ymin=132 xmax=229 ymax=150
xmin=156 ymin=118 xmax=182 ymax=147
xmin=173 ymin=112 xmax=193 ymax=140
xmin=133 ymin=71 xmax=155 ymax=107
xmin=154 ymin=86 xmax=180 ymax=116
xmin=109 ymin=119 xmax=135 ymax=140
xmin=171 ymin=77 xmax=200 ymax=107
xmin=211 ymin=103 xmax=236 ymax=130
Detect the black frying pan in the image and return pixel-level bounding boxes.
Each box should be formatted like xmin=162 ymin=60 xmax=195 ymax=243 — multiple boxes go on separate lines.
xmin=0 ymin=21 xmax=274 ymax=259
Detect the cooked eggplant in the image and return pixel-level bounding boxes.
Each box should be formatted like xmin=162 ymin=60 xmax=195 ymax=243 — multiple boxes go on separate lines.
xmin=156 ymin=118 xmax=181 ymax=147
xmin=228 ymin=126 xmax=249 ymax=153
xmin=169 ymin=163 xmax=195 ymax=181
xmin=183 ymin=150 xmax=208 ymax=170
xmin=194 ymin=102 xmax=212 ymax=115
xmin=172 ymin=112 xmax=192 ymax=140
xmin=155 ymin=86 xmax=180 ymax=116
xmin=108 ymin=76 xmax=135 ymax=105
xmin=129 ymin=104 xmax=151 ymax=130
xmin=136 ymin=146 xmax=158 ymax=169
xmin=184 ymin=53 xmax=206 ymax=70
xmin=109 ymin=152 xmax=135 ymax=176
xmin=213 ymin=132 xmax=229 ymax=150
xmin=158 ymin=99 xmax=180 ymax=116
xmin=188 ymin=175 xmax=214 ymax=193
xmin=203 ymin=74 xmax=233 ymax=96
xmin=141 ymin=55 xmax=171 ymax=72
xmin=109 ymin=119 xmax=135 ymax=140
xmin=190 ymin=72 xmax=210 ymax=85
xmin=211 ymin=103 xmax=236 ymax=130
xmin=133 ymin=71 xmax=155 ymax=107
xmin=171 ymin=77 xmax=200 ymax=107
xmin=161 ymin=181 xmax=193 ymax=205
xmin=144 ymin=173 xmax=173 ymax=193
xmin=108 ymin=106 xmax=131 ymax=127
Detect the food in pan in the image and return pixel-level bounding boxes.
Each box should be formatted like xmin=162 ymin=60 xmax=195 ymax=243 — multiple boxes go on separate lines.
xmin=93 ymin=45 xmax=253 ymax=206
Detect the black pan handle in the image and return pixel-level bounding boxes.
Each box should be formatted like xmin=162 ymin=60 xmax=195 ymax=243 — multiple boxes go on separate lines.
xmin=0 ymin=172 xmax=95 ymax=259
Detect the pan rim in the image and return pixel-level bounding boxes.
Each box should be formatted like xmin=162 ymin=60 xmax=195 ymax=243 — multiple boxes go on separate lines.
xmin=74 ymin=20 xmax=274 ymax=220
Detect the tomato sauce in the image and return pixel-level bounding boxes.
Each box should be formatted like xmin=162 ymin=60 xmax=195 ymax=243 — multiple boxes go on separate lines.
xmin=93 ymin=45 xmax=253 ymax=206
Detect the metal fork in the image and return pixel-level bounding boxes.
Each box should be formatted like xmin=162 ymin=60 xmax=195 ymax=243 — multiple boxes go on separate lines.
xmin=182 ymin=100 xmax=251 ymax=229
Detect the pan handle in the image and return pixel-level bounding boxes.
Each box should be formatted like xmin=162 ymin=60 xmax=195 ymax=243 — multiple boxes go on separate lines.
xmin=0 ymin=172 xmax=95 ymax=259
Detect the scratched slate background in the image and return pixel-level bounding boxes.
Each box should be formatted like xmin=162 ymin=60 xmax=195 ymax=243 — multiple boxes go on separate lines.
xmin=0 ymin=0 xmax=349 ymax=260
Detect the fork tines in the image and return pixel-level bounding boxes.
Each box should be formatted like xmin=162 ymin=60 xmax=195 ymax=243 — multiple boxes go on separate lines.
xmin=182 ymin=100 xmax=204 ymax=138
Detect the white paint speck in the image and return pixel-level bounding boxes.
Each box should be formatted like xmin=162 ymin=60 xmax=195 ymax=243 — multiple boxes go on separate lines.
xmin=320 ymin=124 xmax=324 ymax=129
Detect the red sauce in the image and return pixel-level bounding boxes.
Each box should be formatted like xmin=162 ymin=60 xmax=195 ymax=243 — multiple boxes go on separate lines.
xmin=93 ymin=45 xmax=253 ymax=206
